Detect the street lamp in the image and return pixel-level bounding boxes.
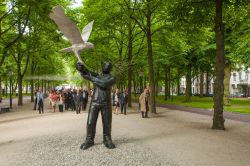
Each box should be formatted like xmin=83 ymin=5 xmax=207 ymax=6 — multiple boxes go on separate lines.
xmin=8 ymin=70 xmax=13 ymax=109
xmin=138 ymin=68 xmax=143 ymax=93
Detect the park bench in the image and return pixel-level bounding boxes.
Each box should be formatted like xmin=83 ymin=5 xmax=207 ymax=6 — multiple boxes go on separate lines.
xmin=0 ymin=106 xmax=10 ymax=113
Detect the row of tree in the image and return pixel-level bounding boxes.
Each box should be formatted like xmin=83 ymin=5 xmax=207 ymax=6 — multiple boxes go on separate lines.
xmin=0 ymin=0 xmax=249 ymax=130
xmin=77 ymin=0 xmax=249 ymax=130
xmin=0 ymin=0 xmax=72 ymax=103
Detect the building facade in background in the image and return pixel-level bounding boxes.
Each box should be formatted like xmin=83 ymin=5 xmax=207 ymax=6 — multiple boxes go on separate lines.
xmin=179 ymin=69 xmax=250 ymax=97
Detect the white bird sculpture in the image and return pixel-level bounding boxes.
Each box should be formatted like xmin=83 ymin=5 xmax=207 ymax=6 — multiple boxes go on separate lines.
xmin=49 ymin=5 xmax=94 ymax=63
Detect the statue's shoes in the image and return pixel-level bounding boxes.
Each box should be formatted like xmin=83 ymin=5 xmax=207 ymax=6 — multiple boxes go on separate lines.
xmin=80 ymin=141 xmax=94 ymax=150
xmin=103 ymin=140 xmax=116 ymax=149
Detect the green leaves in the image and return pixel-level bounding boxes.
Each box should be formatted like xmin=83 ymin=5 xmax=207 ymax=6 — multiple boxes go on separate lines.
xmin=0 ymin=0 xmax=249 ymax=89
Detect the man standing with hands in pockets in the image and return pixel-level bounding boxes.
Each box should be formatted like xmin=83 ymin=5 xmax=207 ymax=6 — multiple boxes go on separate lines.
xmin=119 ymin=90 xmax=128 ymax=115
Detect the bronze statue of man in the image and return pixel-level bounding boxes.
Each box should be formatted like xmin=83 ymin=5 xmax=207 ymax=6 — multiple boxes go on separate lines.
xmin=76 ymin=61 xmax=116 ymax=149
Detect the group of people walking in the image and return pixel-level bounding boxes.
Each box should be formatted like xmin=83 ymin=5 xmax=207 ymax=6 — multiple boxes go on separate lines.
xmin=33 ymin=86 xmax=150 ymax=118
xmin=34 ymin=88 xmax=89 ymax=114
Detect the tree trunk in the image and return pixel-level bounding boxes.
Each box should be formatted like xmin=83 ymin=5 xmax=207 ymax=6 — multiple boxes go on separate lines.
xmin=25 ymin=81 xmax=28 ymax=94
xmin=212 ymin=0 xmax=225 ymax=130
xmin=223 ymin=62 xmax=231 ymax=105
xmin=44 ymin=80 xmax=47 ymax=94
xmin=41 ymin=80 xmax=44 ymax=92
xmin=31 ymin=79 xmax=34 ymax=102
xmin=200 ymin=72 xmax=204 ymax=97
xmin=133 ymin=77 xmax=136 ymax=96
xmin=17 ymin=44 xmax=23 ymax=106
xmin=5 ymin=78 xmax=8 ymax=96
xmin=17 ymin=71 xmax=23 ymax=105
xmin=30 ymin=59 xmax=35 ymax=102
xmin=37 ymin=80 xmax=40 ymax=89
xmin=168 ymin=67 xmax=171 ymax=98
xmin=128 ymin=65 xmax=132 ymax=107
xmin=185 ymin=64 xmax=192 ymax=102
xmin=164 ymin=65 xmax=168 ymax=100
xmin=146 ymin=11 xmax=156 ymax=113
xmin=206 ymin=71 xmax=209 ymax=95
xmin=171 ymin=81 xmax=174 ymax=101
xmin=14 ymin=80 xmax=17 ymax=92
xmin=177 ymin=69 xmax=180 ymax=96
xmin=155 ymin=69 xmax=159 ymax=96
xmin=143 ymin=77 xmax=146 ymax=91
xmin=0 ymin=76 xmax=2 ymax=98
xmin=127 ymin=20 xmax=133 ymax=107
xmin=177 ymin=77 xmax=180 ymax=96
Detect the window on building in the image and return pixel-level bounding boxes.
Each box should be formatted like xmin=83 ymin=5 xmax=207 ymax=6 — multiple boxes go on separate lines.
xmin=233 ymin=73 xmax=236 ymax=81
xmin=232 ymin=84 xmax=235 ymax=89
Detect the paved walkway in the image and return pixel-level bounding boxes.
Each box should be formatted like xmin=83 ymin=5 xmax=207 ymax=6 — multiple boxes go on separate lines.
xmin=1 ymin=97 xmax=250 ymax=124
xmin=0 ymin=96 xmax=44 ymax=123
xmin=0 ymin=98 xmax=250 ymax=166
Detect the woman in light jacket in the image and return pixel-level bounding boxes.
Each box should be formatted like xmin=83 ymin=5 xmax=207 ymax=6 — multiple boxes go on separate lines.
xmin=113 ymin=89 xmax=120 ymax=115
xmin=139 ymin=88 xmax=150 ymax=118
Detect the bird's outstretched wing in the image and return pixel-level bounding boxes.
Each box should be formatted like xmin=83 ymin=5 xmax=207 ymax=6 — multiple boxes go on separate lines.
xmin=49 ymin=5 xmax=83 ymax=44
xmin=81 ymin=20 xmax=94 ymax=42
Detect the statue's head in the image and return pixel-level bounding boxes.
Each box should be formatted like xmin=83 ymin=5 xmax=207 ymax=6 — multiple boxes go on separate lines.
xmin=102 ymin=61 xmax=112 ymax=74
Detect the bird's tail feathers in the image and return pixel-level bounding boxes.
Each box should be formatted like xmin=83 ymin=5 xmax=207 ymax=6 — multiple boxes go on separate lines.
xmin=85 ymin=42 xmax=94 ymax=49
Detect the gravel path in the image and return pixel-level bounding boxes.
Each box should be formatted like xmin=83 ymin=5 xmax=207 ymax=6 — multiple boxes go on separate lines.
xmin=8 ymin=134 xmax=175 ymax=166
xmin=0 ymin=100 xmax=250 ymax=166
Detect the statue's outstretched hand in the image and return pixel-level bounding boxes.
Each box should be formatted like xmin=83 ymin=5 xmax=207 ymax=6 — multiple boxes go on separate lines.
xmin=76 ymin=61 xmax=84 ymax=72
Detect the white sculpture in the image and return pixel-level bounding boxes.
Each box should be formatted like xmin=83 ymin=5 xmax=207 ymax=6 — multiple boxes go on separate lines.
xmin=49 ymin=5 xmax=94 ymax=62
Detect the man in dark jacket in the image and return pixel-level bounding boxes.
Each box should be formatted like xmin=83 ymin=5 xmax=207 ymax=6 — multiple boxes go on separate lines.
xmin=76 ymin=61 xmax=116 ymax=150
xmin=37 ymin=88 xmax=44 ymax=114
xmin=67 ymin=90 xmax=75 ymax=111
xmin=82 ymin=89 xmax=89 ymax=111
xmin=74 ymin=89 xmax=83 ymax=114
xmin=119 ymin=90 xmax=128 ymax=115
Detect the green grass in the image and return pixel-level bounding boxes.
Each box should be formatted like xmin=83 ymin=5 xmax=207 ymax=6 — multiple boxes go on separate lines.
xmin=224 ymin=107 xmax=250 ymax=114
xmin=224 ymin=98 xmax=250 ymax=114
xmin=228 ymin=98 xmax=250 ymax=106
xmin=133 ymin=94 xmax=250 ymax=114
xmin=156 ymin=95 xmax=214 ymax=109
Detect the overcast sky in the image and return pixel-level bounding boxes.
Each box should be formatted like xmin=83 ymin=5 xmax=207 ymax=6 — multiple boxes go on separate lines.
xmin=71 ymin=0 xmax=83 ymax=8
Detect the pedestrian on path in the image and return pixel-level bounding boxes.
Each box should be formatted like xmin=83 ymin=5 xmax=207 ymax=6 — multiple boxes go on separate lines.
xmin=113 ymin=88 xmax=120 ymax=115
xmin=50 ymin=90 xmax=58 ymax=112
xmin=119 ymin=89 xmax=128 ymax=115
xmin=33 ymin=89 xmax=38 ymax=110
xmin=74 ymin=89 xmax=83 ymax=114
xmin=82 ymin=88 xmax=89 ymax=111
xmin=48 ymin=90 xmax=53 ymax=109
xmin=139 ymin=88 xmax=150 ymax=118
xmin=37 ymin=88 xmax=44 ymax=114
xmin=58 ymin=91 xmax=64 ymax=112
